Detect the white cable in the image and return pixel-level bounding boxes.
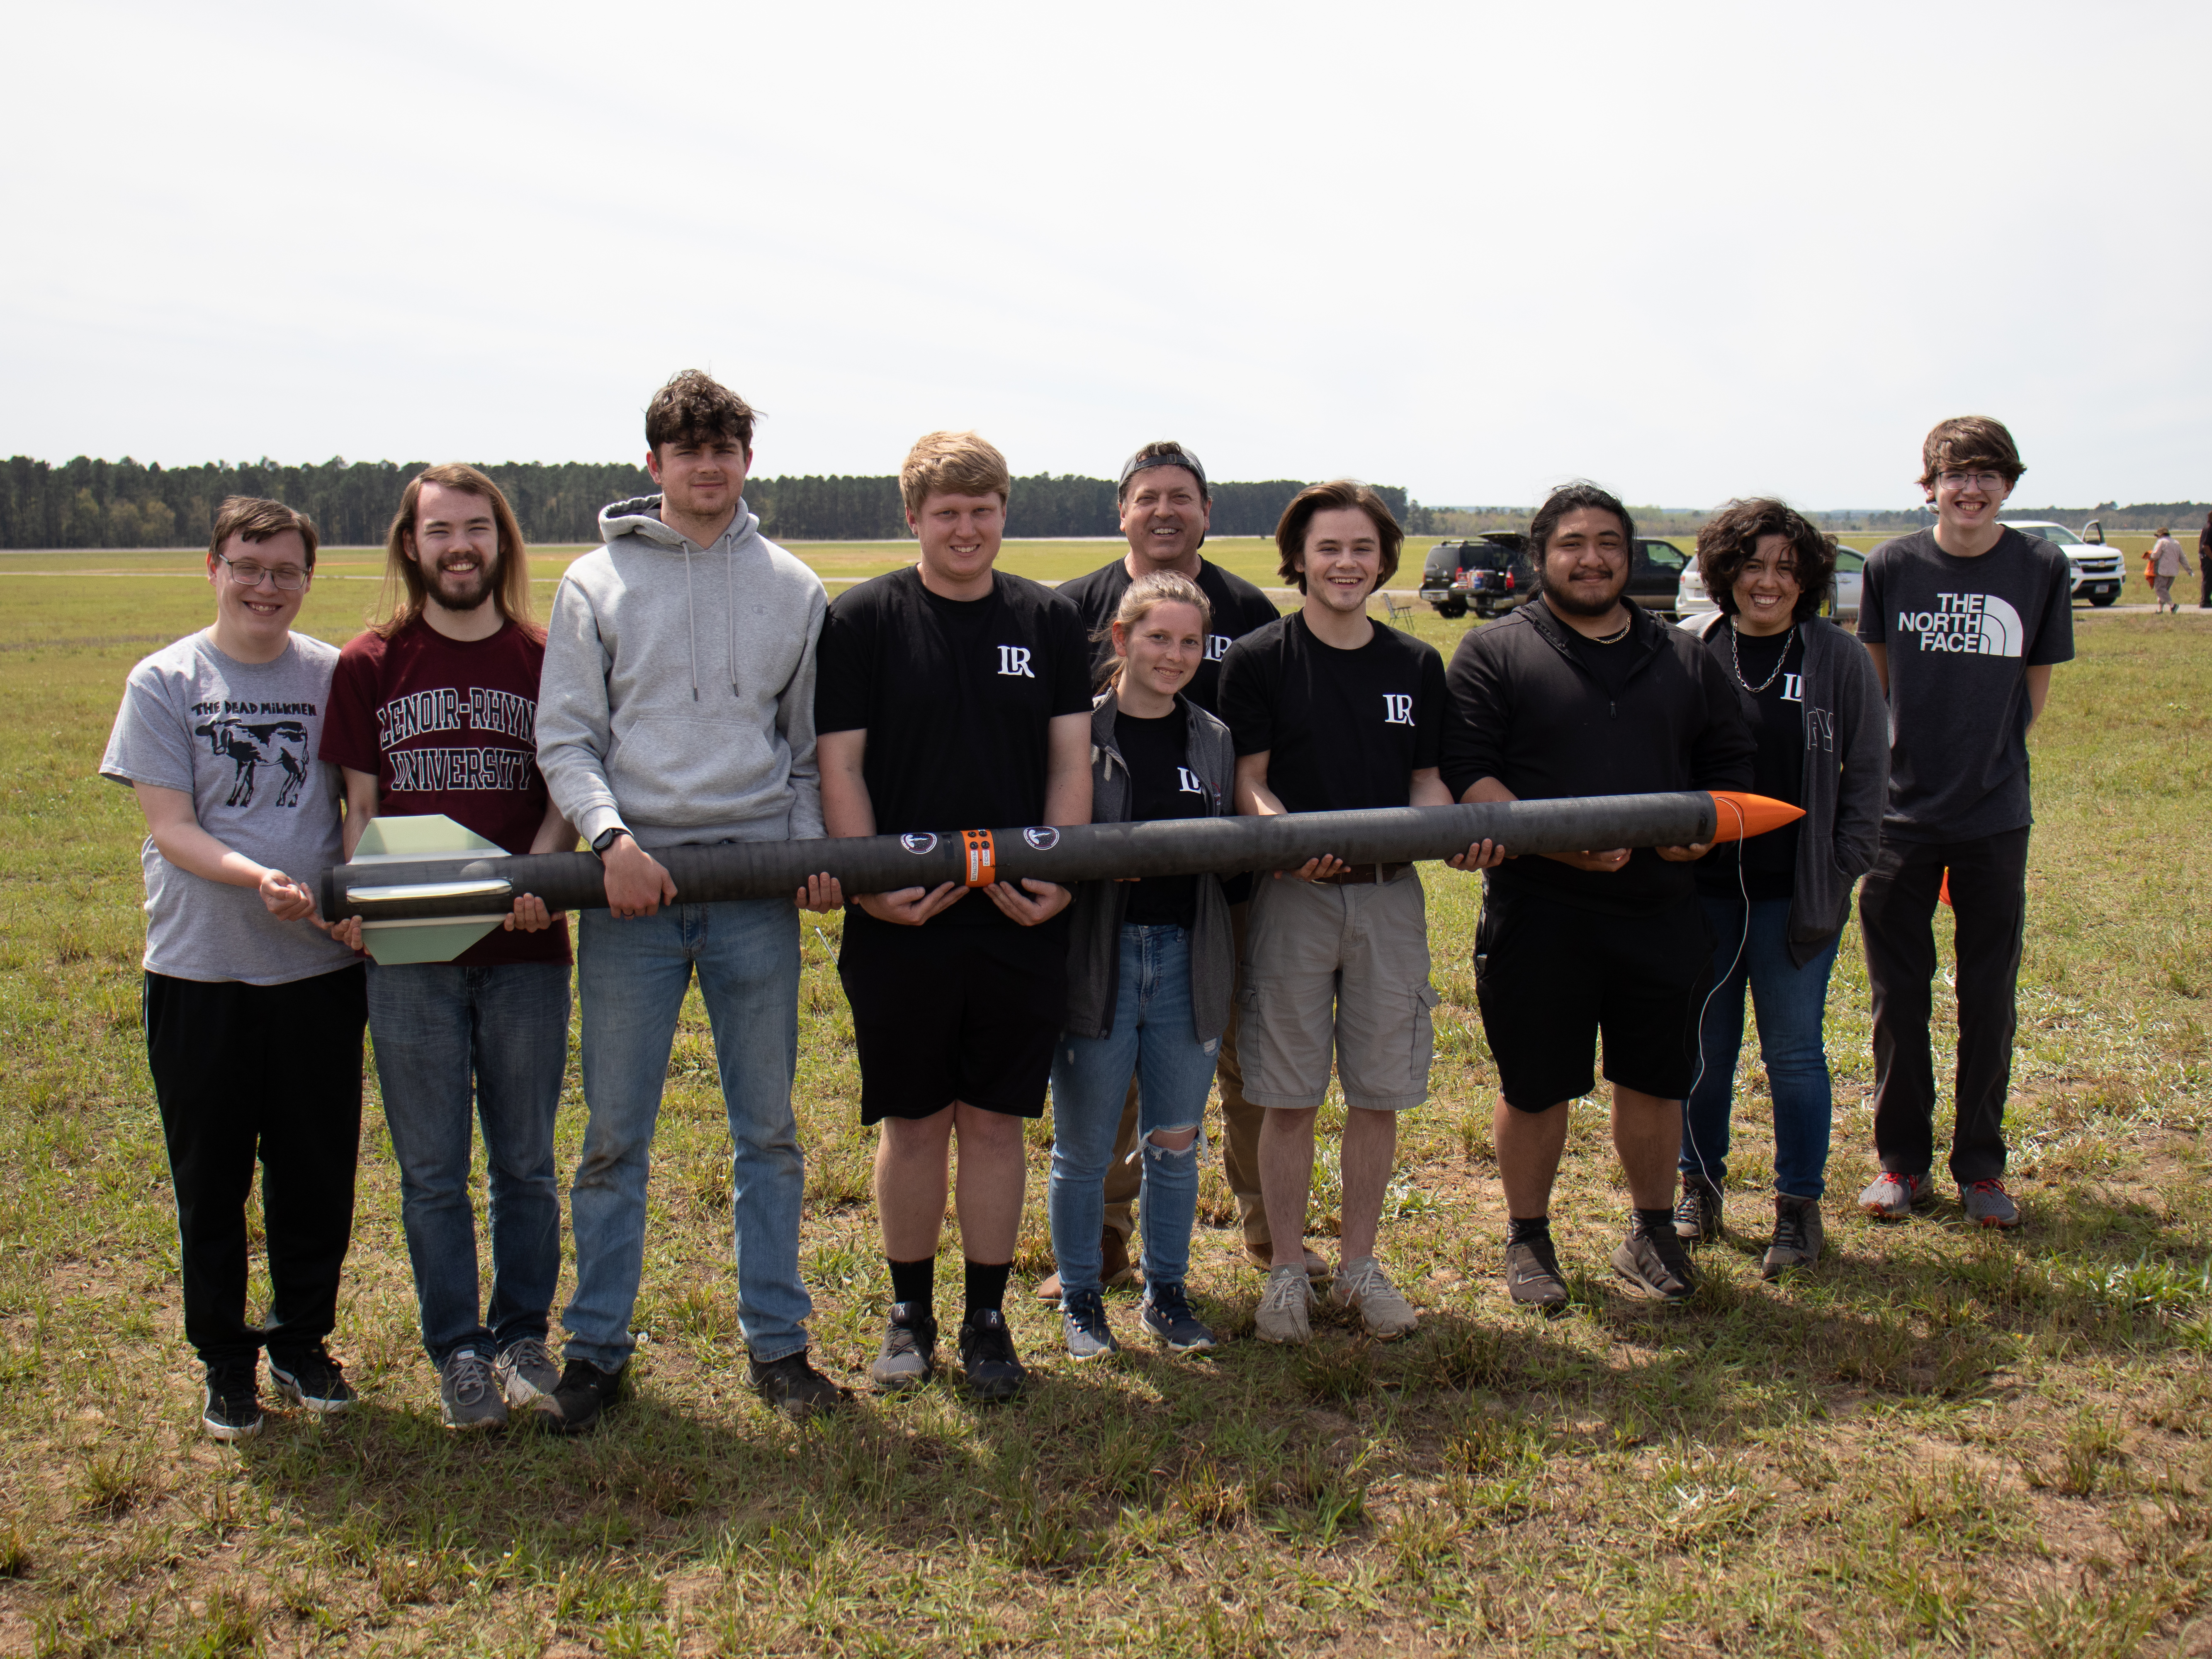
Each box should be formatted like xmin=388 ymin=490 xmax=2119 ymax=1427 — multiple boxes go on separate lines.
xmin=1680 ymin=793 xmax=1750 ymax=1188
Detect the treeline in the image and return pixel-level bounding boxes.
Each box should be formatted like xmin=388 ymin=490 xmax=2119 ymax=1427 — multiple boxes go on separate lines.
xmin=0 ymin=455 xmax=1411 ymax=549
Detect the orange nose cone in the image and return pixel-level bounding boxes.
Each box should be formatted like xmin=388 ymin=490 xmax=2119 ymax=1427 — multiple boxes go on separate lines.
xmin=1706 ymin=791 xmax=1806 ymax=844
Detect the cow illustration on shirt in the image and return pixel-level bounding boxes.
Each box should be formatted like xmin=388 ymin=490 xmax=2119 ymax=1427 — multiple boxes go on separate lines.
xmin=194 ymin=716 xmax=311 ymax=808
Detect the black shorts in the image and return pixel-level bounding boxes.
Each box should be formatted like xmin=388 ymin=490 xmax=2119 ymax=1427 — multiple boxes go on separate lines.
xmin=1473 ymin=883 xmax=1712 ymax=1112
xmin=838 ymin=912 xmax=1067 ymax=1125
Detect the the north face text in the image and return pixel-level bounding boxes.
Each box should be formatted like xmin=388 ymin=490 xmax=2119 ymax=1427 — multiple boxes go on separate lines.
xmin=1892 ymin=593 xmax=2024 ymax=658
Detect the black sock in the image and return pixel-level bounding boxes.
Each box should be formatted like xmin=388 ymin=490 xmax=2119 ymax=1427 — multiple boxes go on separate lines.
xmin=1633 ymin=1207 xmax=1675 ymax=1238
xmin=1507 ymin=1215 xmax=1551 ymax=1247
xmin=889 ymin=1256 xmax=934 ymax=1309
xmin=964 ymin=1259 xmax=1011 ymax=1318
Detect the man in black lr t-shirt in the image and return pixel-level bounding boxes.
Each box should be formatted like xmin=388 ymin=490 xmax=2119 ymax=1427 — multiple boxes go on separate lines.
xmin=1441 ymin=481 xmax=1754 ymax=1311
xmin=1853 ymin=417 xmax=2072 ymax=1230
xmin=815 ymin=431 xmax=1092 ymax=1404
xmin=1219 ymin=480 xmax=1500 ymax=1348
xmin=1042 ymin=441 xmax=1294 ymax=1295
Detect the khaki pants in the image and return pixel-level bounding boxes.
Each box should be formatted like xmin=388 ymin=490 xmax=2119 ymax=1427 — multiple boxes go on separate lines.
xmin=1102 ymin=901 xmax=1269 ymax=1257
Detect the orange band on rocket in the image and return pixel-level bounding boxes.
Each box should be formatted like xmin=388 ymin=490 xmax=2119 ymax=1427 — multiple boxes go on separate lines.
xmin=962 ymin=829 xmax=997 ymax=886
xmin=1705 ymin=791 xmax=1806 ymax=844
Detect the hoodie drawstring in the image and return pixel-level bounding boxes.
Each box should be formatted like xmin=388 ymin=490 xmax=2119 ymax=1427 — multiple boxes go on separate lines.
xmin=726 ymin=538 xmax=739 ymax=697
xmin=683 ymin=545 xmax=700 ymax=701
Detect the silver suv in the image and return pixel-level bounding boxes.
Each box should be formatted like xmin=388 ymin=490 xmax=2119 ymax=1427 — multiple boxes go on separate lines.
xmin=1998 ymin=520 xmax=2123 ymax=607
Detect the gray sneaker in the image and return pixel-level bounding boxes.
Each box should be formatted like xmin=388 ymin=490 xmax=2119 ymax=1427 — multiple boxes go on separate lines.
xmin=1959 ymin=1179 xmax=2022 ymax=1228
xmin=1611 ymin=1224 xmax=1699 ymax=1301
xmin=439 ymin=1346 xmax=508 ymax=1431
xmin=1674 ymin=1175 xmax=1723 ymax=1243
xmin=870 ymin=1301 xmax=938 ymax=1391
xmin=1254 ymin=1263 xmax=1313 ymax=1345
xmin=1504 ymin=1237 xmax=1568 ymax=1310
xmin=1761 ymin=1194 xmax=1824 ymax=1278
xmin=1857 ymin=1170 xmax=1935 ymax=1219
xmin=1330 ymin=1256 xmax=1419 ymax=1340
xmin=494 ymin=1336 xmax=561 ymax=1416
xmin=1061 ymin=1289 xmax=1120 ymax=1361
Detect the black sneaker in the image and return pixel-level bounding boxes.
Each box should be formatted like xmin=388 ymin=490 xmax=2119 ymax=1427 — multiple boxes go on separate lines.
xmin=748 ymin=1350 xmax=851 ymax=1421
xmin=202 ymin=1367 xmax=263 ymax=1442
xmin=1611 ymin=1223 xmax=1699 ymax=1301
xmin=1061 ymin=1289 xmax=1120 ymax=1361
xmin=1504 ymin=1237 xmax=1569 ymax=1310
xmin=546 ymin=1357 xmax=623 ymax=1433
xmin=1139 ymin=1281 xmax=1218 ymax=1352
xmin=268 ymin=1345 xmax=355 ymax=1414
xmin=870 ymin=1301 xmax=938 ymax=1391
xmin=1673 ymin=1176 xmax=1723 ymax=1243
xmin=958 ymin=1309 xmax=1028 ymax=1402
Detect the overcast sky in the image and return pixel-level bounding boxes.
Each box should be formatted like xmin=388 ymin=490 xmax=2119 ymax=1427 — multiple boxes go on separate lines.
xmin=5 ymin=1 xmax=2205 ymax=511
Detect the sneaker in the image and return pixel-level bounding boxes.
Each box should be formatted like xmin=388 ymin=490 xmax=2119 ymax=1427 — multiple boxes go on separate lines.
xmin=494 ymin=1336 xmax=562 ymax=1416
xmin=1504 ymin=1237 xmax=1569 ymax=1310
xmin=1254 ymin=1263 xmax=1313 ymax=1345
xmin=1857 ymin=1170 xmax=1935 ymax=1219
xmin=1139 ymin=1281 xmax=1218 ymax=1352
xmin=545 ymin=1357 xmax=623 ymax=1433
xmin=870 ymin=1301 xmax=938 ymax=1391
xmin=1611 ymin=1224 xmax=1699 ymax=1301
xmin=1244 ymin=1243 xmax=1334 ymax=1282
xmin=1061 ymin=1289 xmax=1120 ymax=1361
xmin=202 ymin=1369 xmax=263 ymax=1442
xmin=748 ymin=1350 xmax=851 ymax=1421
xmin=1761 ymin=1194 xmax=1825 ymax=1278
xmin=268 ymin=1345 xmax=355 ymax=1414
xmin=957 ymin=1309 xmax=1027 ymax=1402
xmin=1674 ymin=1175 xmax=1724 ymax=1243
xmin=1960 ymin=1178 xmax=2022 ymax=1229
xmin=438 ymin=1346 xmax=508 ymax=1431
xmin=1330 ymin=1256 xmax=1419 ymax=1340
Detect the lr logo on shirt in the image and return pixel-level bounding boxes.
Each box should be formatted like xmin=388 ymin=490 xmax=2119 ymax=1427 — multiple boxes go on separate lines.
xmin=997 ymin=646 xmax=1035 ymax=679
xmin=1176 ymin=766 xmax=1205 ymax=795
xmin=1205 ymin=635 xmax=1231 ymax=662
xmin=1782 ymin=674 xmax=1804 ymax=703
xmin=1382 ymin=694 xmax=1414 ymax=726
xmin=1896 ymin=593 xmax=2024 ymax=657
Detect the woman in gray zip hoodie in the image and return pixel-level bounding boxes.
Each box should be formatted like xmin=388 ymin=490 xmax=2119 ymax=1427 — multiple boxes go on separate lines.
xmin=1674 ymin=503 xmax=1888 ymax=1277
xmin=1049 ymin=575 xmax=1237 ymax=1361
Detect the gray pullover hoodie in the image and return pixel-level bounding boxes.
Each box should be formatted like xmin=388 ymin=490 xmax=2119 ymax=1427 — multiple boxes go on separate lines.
xmin=537 ymin=494 xmax=827 ymax=851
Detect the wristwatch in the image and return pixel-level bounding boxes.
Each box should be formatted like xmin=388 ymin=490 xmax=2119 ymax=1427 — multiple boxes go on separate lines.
xmin=591 ymin=827 xmax=631 ymax=856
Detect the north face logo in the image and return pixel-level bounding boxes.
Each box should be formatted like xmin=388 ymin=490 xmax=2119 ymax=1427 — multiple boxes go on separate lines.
xmin=1894 ymin=593 xmax=2024 ymax=657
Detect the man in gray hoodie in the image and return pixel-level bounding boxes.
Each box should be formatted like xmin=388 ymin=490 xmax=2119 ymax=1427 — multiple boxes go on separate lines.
xmin=536 ymin=370 xmax=846 ymax=1426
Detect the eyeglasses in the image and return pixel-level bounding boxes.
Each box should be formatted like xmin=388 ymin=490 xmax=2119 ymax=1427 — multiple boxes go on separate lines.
xmin=1935 ymin=470 xmax=2009 ymax=491
xmin=213 ymin=552 xmax=309 ymax=591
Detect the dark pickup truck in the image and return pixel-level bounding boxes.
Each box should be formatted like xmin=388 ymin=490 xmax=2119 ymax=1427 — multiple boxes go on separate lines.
xmin=1418 ymin=533 xmax=1687 ymax=620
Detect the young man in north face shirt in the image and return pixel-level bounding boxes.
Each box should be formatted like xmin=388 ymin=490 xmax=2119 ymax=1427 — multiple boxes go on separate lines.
xmin=1855 ymin=416 xmax=2072 ymax=1229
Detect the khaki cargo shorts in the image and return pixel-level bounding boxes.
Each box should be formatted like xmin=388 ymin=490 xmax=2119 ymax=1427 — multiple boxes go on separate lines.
xmin=1235 ymin=868 xmax=1438 ymax=1113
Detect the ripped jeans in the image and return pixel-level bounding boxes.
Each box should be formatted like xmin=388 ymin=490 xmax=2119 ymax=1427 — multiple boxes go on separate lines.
xmin=1050 ymin=924 xmax=1218 ymax=1296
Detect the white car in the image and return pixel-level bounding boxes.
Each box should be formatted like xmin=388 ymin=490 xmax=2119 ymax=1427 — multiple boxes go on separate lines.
xmin=1997 ymin=520 xmax=2124 ymax=607
xmin=1676 ymin=545 xmax=1863 ymax=623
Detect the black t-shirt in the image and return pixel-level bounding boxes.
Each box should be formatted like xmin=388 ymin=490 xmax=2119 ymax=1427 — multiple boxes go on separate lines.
xmin=1056 ymin=556 xmax=1283 ymax=713
xmin=1218 ymin=614 xmax=1447 ymax=813
xmin=1858 ymin=528 xmax=2073 ymax=841
xmin=1114 ymin=704 xmax=1207 ymax=927
xmin=1567 ymin=628 xmax=1642 ymax=699
xmin=1697 ymin=625 xmax=1804 ymax=900
xmin=816 ymin=565 xmax=1091 ymax=927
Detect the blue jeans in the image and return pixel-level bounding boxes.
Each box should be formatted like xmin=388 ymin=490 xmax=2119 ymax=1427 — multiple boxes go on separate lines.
xmin=1049 ymin=925 xmax=1219 ymax=1296
xmin=566 ymin=900 xmax=810 ymax=1369
xmin=366 ymin=961 xmax=569 ymax=1367
xmin=1681 ymin=891 xmax=1841 ymax=1200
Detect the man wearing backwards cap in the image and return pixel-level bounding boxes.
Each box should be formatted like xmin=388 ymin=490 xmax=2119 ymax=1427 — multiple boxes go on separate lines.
xmin=1046 ymin=442 xmax=1294 ymax=1296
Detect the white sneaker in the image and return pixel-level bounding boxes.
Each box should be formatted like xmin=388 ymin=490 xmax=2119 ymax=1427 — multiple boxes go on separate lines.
xmin=1254 ymin=1264 xmax=1313 ymax=1344
xmin=1331 ymin=1256 xmax=1419 ymax=1339
xmin=495 ymin=1336 xmax=562 ymax=1416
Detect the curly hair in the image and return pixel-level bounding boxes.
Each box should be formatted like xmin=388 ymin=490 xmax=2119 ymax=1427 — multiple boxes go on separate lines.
xmin=1694 ymin=498 xmax=1835 ymax=622
xmin=644 ymin=369 xmax=759 ymax=454
xmin=1274 ymin=479 xmax=1403 ymax=594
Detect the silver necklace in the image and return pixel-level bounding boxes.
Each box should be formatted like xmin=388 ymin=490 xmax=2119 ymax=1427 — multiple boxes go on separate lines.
xmin=1589 ymin=613 xmax=1633 ymax=645
xmin=1729 ymin=620 xmax=1796 ymax=692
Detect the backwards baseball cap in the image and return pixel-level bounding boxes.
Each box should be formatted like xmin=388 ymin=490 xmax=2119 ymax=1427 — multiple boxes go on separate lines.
xmin=1117 ymin=441 xmax=1209 ymax=499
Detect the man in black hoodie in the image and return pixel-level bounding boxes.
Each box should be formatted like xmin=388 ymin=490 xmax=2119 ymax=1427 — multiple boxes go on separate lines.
xmin=1441 ymin=482 xmax=1754 ymax=1308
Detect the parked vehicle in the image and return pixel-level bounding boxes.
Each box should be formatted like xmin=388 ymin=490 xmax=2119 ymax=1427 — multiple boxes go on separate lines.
xmin=1420 ymin=534 xmax=1686 ymax=620
xmin=1676 ymin=541 xmax=1863 ymax=623
xmin=1997 ymin=520 xmax=2124 ymax=606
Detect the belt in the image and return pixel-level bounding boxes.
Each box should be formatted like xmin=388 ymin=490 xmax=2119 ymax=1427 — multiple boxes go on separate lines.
xmin=1315 ymin=862 xmax=1411 ymax=886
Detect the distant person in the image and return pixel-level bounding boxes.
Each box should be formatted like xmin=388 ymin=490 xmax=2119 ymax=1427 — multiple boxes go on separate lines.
xmin=2198 ymin=512 xmax=2211 ymax=608
xmin=537 ymin=370 xmax=847 ymax=1428
xmin=1044 ymin=442 xmax=1293 ymax=1299
xmin=99 ymin=497 xmax=366 ymax=1440
xmin=1219 ymin=481 xmax=1500 ymax=1344
xmin=1673 ymin=501 xmax=1888 ymax=1276
xmin=2149 ymin=525 xmax=2193 ymax=613
xmin=320 ymin=465 xmax=572 ymax=1430
xmin=1441 ymin=482 xmax=1753 ymax=1309
xmin=816 ymin=431 xmax=1093 ymax=1401
xmin=1856 ymin=416 xmax=2073 ymax=1228
xmin=1048 ymin=573 xmax=1235 ymax=1359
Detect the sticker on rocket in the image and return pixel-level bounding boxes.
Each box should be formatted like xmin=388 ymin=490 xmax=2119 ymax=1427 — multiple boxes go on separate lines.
xmin=962 ymin=829 xmax=997 ymax=886
xmin=901 ymin=832 xmax=938 ymax=855
xmin=1023 ymin=827 xmax=1059 ymax=851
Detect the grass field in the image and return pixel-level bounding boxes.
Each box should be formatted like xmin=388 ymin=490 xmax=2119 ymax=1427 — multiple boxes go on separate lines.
xmin=0 ymin=556 xmax=2208 ymax=1656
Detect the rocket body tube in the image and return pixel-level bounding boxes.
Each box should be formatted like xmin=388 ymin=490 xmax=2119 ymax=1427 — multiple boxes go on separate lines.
xmin=321 ymin=791 xmax=1797 ymax=924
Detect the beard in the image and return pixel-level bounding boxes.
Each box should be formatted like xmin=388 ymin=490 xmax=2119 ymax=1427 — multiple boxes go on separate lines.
xmin=1541 ymin=564 xmax=1627 ymax=617
xmin=426 ymin=559 xmax=496 ymax=613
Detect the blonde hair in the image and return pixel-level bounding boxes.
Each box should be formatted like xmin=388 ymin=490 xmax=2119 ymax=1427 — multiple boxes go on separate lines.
xmin=900 ymin=430 xmax=1011 ymax=517
xmin=373 ymin=464 xmax=536 ymax=640
xmin=1103 ymin=572 xmax=1211 ymax=692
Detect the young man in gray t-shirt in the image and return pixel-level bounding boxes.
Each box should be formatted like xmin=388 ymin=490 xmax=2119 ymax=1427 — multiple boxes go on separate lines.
xmin=99 ymin=497 xmax=367 ymax=1442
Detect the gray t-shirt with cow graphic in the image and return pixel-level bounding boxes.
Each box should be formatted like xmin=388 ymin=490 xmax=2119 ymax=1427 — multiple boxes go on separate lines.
xmin=100 ymin=629 xmax=357 ymax=985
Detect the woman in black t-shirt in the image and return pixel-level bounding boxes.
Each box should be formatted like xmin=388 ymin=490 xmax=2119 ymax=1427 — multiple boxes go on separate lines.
xmin=1675 ymin=504 xmax=1888 ymax=1278
xmin=1049 ymin=574 xmax=1240 ymax=1360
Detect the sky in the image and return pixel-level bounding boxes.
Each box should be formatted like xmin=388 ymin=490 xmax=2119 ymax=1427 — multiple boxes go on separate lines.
xmin=4 ymin=1 xmax=2206 ymax=511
